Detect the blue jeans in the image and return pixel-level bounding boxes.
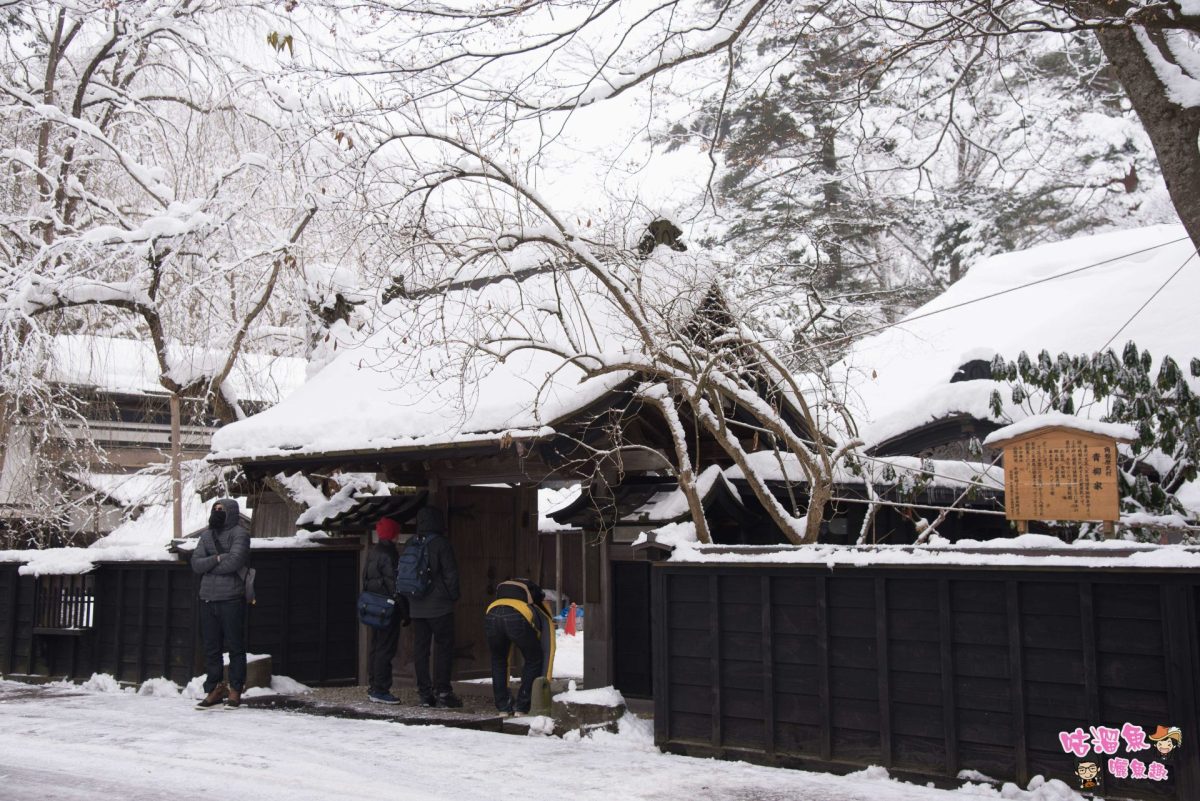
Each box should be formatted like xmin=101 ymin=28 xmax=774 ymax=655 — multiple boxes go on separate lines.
xmin=200 ymin=598 xmax=246 ymax=692
xmin=485 ymin=606 xmax=543 ymax=712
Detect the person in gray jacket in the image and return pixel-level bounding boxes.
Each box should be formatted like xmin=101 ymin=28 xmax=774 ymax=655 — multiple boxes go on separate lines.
xmin=190 ymin=497 xmax=251 ymax=710
xmin=407 ymin=506 xmax=462 ymax=708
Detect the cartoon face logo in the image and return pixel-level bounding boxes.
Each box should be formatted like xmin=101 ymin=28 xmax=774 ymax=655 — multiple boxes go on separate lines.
xmin=1075 ymin=760 xmax=1101 ymax=789
xmin=1149 ymin=725 xmax=1182 ymax=759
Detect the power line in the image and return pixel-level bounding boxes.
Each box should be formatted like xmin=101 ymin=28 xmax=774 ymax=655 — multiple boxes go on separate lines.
xmin=1100 ymin=248 xmax=1197 ymax=352
xmin=786 ymin=234 xmax=1192 ymax=360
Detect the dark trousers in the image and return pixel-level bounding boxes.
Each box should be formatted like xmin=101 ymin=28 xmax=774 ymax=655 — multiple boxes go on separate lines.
xmin=485 ymin=606 xmax=543 ymax=712
xmin=411 ymin=613 xmax=455 ymax=695
xmin=368 ymin=617 xmax=401 ymax=695
xmin=200 ymin=598 xmax=246 ymax=693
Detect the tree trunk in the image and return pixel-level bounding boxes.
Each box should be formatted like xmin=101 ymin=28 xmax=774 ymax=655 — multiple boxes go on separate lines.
xmin=1092 ymin=24 xmax=1200 ymax=250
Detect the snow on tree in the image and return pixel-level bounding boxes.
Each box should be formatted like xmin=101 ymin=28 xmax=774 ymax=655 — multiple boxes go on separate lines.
xmin=990 ymin=341 xmax=1200 ymax=531
xmin=336 ymin=126 xmax=860 ymax=543
xmin=0 ymin=2 xmax=330 ymax=542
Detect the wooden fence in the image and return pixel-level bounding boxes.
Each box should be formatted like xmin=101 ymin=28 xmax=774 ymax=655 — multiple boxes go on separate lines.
xmin=0 ymin=544 xmax=359 ymax=687
xmin=652 ymin=562 xmax=1200 ymax=800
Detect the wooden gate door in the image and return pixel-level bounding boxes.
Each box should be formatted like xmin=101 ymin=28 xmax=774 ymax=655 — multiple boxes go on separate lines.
xmin=446 ymin=485 xmax=538 ymax=679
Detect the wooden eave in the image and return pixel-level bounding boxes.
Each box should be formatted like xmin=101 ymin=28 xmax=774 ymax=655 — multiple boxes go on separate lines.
xmin=868 ymin=413 xmax=1003 ymax=457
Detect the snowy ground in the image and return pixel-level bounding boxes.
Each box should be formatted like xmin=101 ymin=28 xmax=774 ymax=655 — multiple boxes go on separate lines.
xmin=0 ymin=679 xmax=1088 ymax=801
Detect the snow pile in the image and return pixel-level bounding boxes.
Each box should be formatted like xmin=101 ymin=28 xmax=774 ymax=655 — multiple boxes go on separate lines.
xmin=80 ymin=673 xmax=126 ymax=694
xmin=952 ymin=774 xmax=1083 ymax=799
xmin=553 ymin=685 xmax=625 ymax=708
xmin=183 ymin=672 xmax=308 ymax=700
xmin=835 ymin=225 xmax=1200 ymax=448
xmin=983 ymin=413 xmax=1138 ymax=446
xmin=563 ymin=710 xmax=657 ymax=751
xmin=553 ymin=629 xmax=584 ymax=679
xmin=525 ymin=716 xmax=556 ymax=736
xmin=842 ymin=767 xmax=1085 ymax=800
xmin=268 ymin=675 xmax=311 ymax=695
xmin=138 ymin=678 xmax=183 ymax=697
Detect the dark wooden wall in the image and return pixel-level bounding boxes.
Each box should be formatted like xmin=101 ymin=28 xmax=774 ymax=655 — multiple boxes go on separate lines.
xmin=653 ymin=564 xmax=1200 ymax=800
xmin=0 ymin=546 xmax=359 ymax=687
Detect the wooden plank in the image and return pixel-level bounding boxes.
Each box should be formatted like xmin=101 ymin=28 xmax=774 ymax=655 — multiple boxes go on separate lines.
xmin=761 ymin=575 xmax=775 ymax=755
xmin=6 ymin=570 xmax=17 ymax=674
xmin=1161 ymin=583 xmax=1200 ymax=800
xmin=1006 ymin=581 xmax=1029 ymax=786
xmin=136 ymin=569 xmax=148 ymax=682
xmin=653 ymin=567 xmax=670 ymax=745
xmin=113 ymin=570 xmax=126 ymax=681
xmin=876 ymin=578 xmax=891 ymax=767
xmin=709 ymin=573 xmax=721 ymax=748
xmin=1077 ymin=583 xmax=1100 ymax=727
xmin=816 ymin=575 xmax=831 ymax=761
xmin=936 ymin=582 xmax=955 ymax=777
xmin=279 ymin=552 xmax=291 ymax=673
xmin=319 ymin=555 xmax=330 ymax=683
xmin=22 ymin=576 xmax=34 ymax=675
xmin=160 ymin=569 xmax=172 ymax=678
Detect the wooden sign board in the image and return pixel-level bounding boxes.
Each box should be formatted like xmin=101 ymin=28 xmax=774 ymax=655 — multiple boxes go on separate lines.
xmin=995 ymin=428 xmax=1121 ymax=522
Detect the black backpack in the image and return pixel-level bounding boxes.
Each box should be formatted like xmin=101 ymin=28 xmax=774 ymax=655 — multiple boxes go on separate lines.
xmin=395 ymin=533 xmax=435 ymax=598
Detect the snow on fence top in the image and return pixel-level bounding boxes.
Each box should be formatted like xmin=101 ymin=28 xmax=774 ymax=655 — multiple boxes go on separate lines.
xmin=209 ymin=257 xmax=707 ymax=462
xmin=641 ymin=531 xmax=1200 ymax=570
xmin=834 ymin=225 xmax=1200 ymax=449
xmin=982 ymin=412 xmax=1138 ymax=447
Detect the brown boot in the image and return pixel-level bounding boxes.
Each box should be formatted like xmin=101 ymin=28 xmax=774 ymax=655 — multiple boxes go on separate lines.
xmin=195 ymin=683 xmax=227 ymax=710
xmin=225 ymin=687 xmax=242 ymax=710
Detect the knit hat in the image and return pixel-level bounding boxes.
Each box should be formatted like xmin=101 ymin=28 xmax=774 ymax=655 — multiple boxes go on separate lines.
xmin=415 ymin=506 xmax=445 ymax=536
xmin=375 ymin=517 xmax=401 ymax=541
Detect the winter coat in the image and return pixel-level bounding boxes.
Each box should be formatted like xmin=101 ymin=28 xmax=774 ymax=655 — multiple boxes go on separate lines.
xmin=363 ymin=541 xmax=410 ymax=621
xmin=406 ymin=533 xmax=460 ymax=619
xmin=495 ymin=578 xmax=546 ymax=607
xmin=190 ymin=497 xmax=251 ymax=602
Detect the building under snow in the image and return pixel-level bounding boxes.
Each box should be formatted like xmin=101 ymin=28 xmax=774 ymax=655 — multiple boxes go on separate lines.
xmin=0 ymin=335 xmax=303 ymax=547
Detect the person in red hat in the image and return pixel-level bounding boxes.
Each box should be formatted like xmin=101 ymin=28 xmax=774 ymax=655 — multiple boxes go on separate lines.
xmin=363 ymin=516 xmax=409 ymax=704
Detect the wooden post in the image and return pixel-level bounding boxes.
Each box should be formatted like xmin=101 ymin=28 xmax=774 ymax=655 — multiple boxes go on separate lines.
xmin=169 ymin=394 xmax=182 ymax=541
xmin=555 ymin=531 xmax=564 ymax=618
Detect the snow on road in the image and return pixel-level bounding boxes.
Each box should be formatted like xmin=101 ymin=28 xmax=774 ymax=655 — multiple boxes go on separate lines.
xmin=0 ymin=680 xmax=1083 ymax=801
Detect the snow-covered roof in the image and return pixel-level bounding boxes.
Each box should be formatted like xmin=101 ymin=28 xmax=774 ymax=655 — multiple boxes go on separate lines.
xmin=50 ymin=334 xmax=305 ymax=404
xmin=836 ymin=225 xmax=1200 ymax=448
xmin=210 ymin=260 xmax=704 ymax=463
xmin=539 ymin=485 xmax=582 ymax=533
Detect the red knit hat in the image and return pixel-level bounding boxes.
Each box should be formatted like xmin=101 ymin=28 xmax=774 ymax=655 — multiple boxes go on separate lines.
xmin=375 ymin=517 xmax=401 ymax=540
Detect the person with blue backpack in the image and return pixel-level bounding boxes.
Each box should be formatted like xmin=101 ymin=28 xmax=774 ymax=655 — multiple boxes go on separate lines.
xmin=398 ymin=506 xmax=462 ymax=708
